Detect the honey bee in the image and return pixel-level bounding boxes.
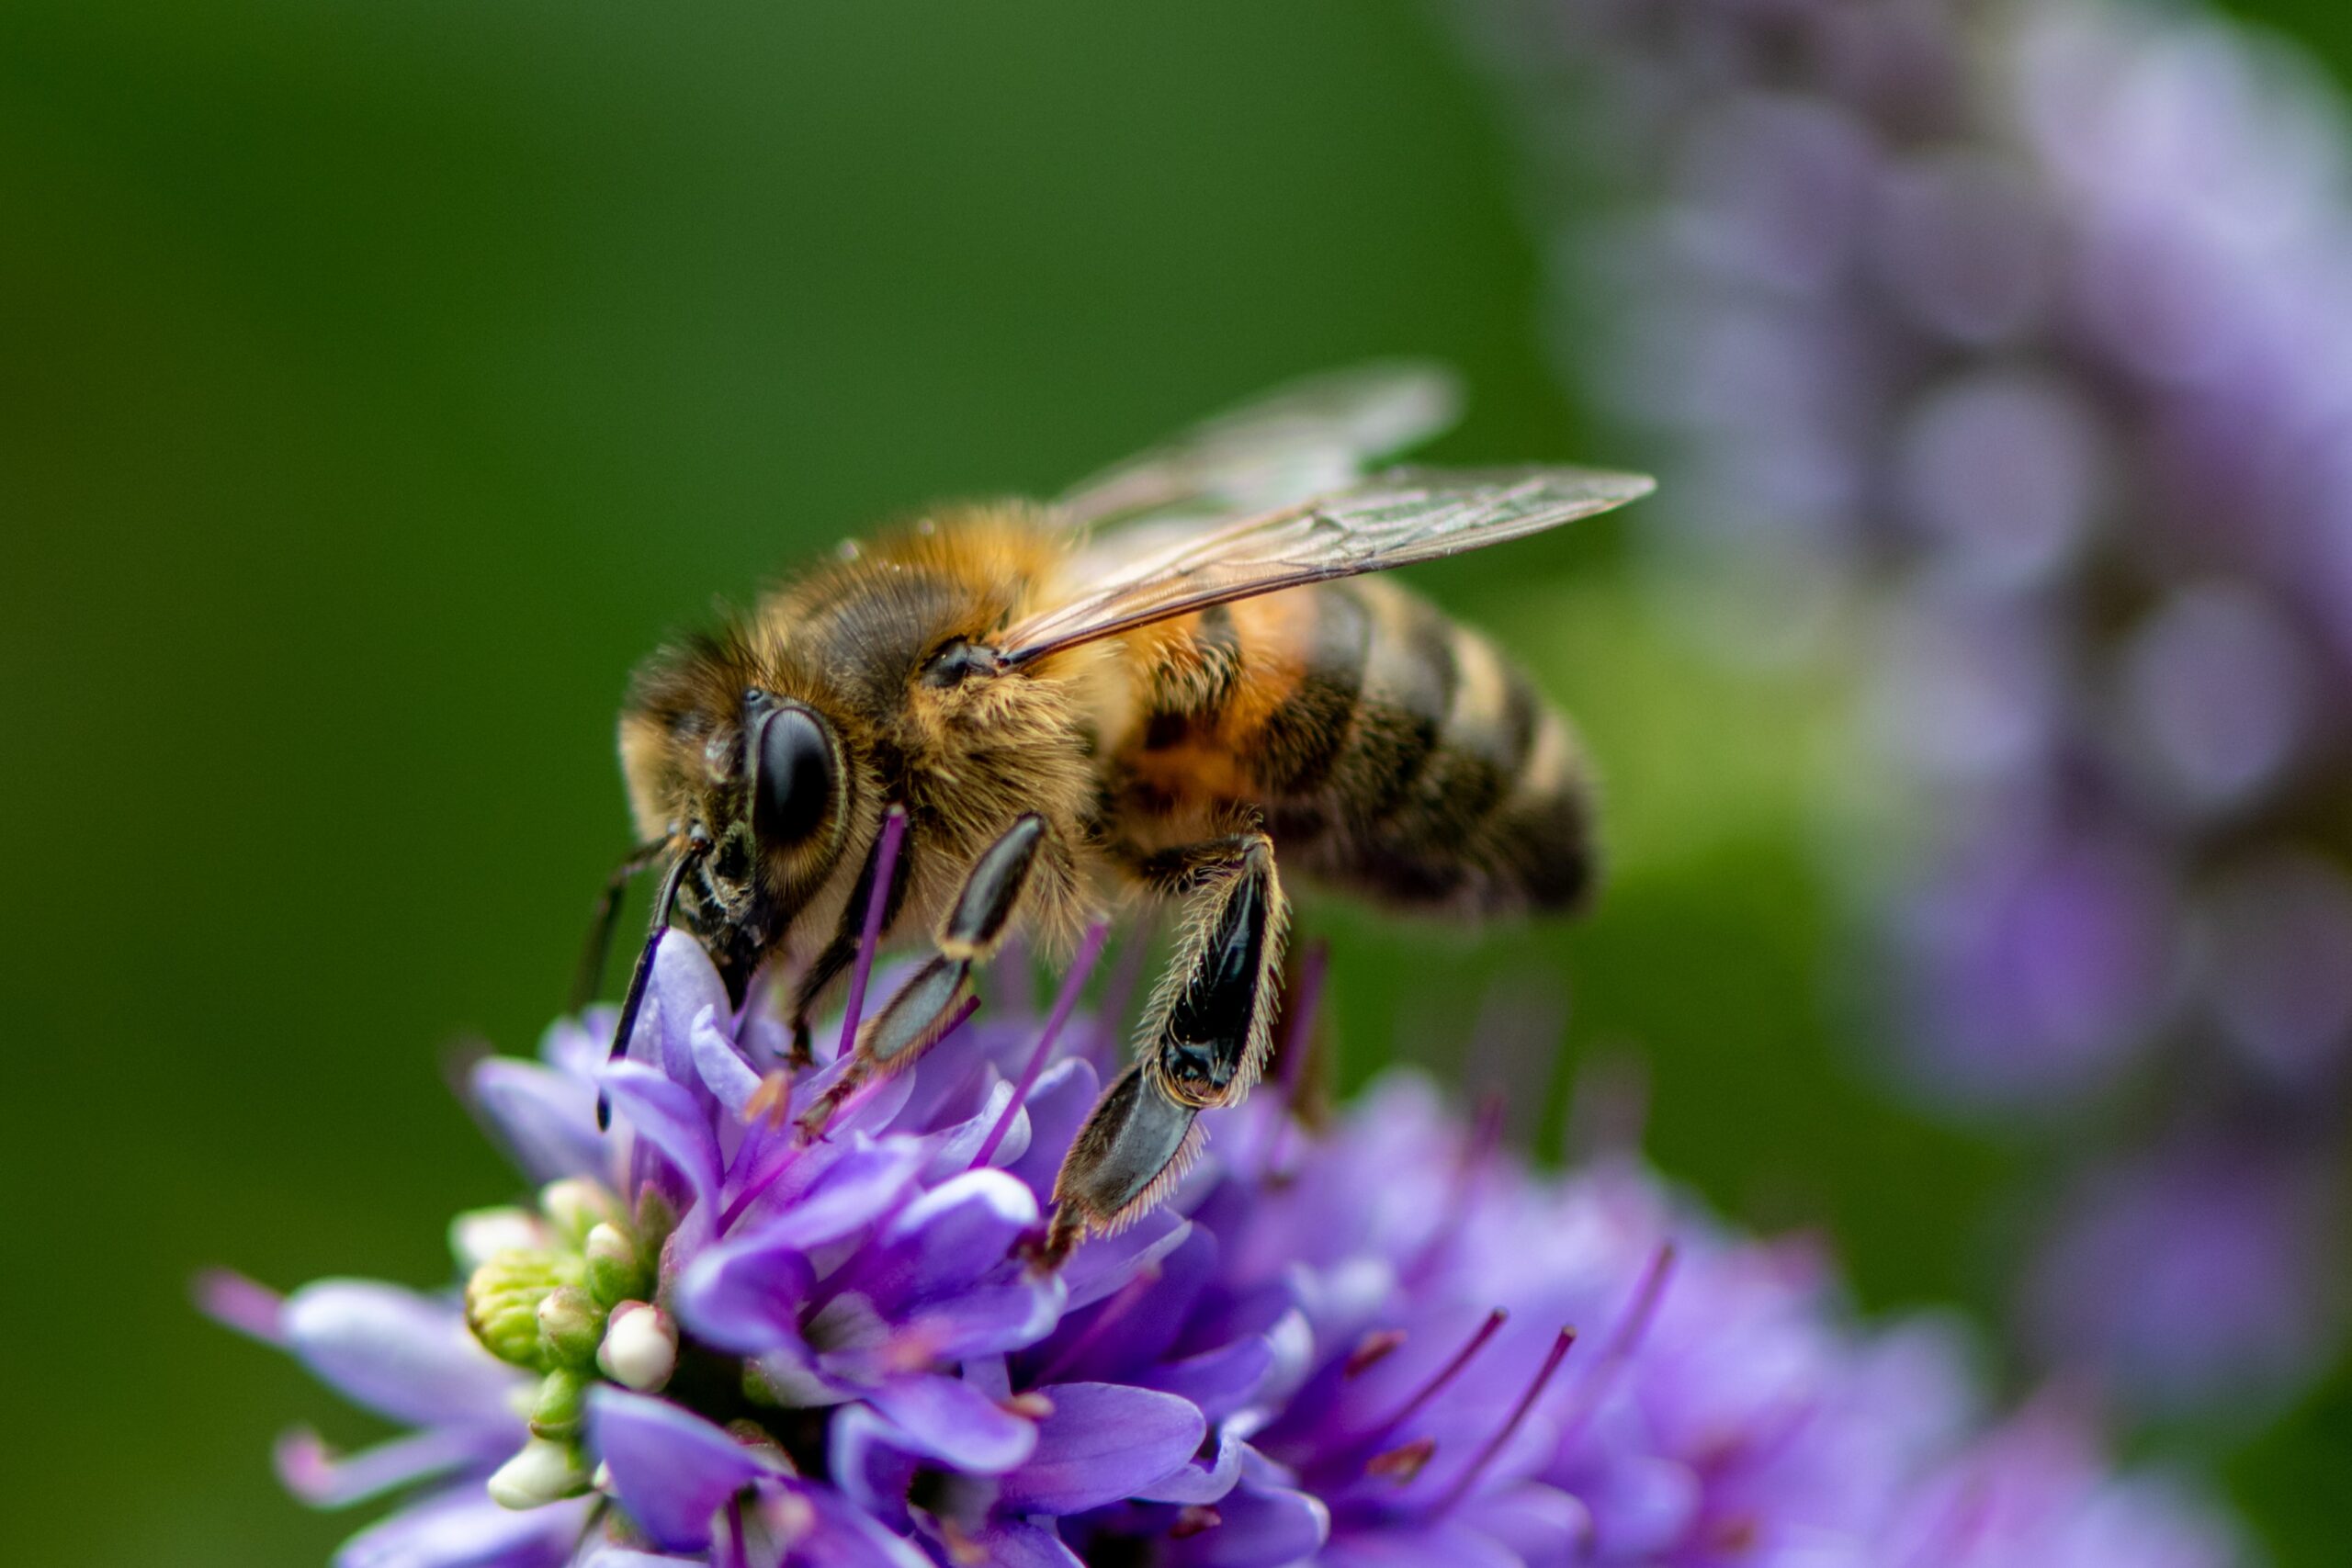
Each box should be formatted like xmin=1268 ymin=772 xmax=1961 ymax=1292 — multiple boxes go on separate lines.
xmin=582 ymin=364 xmax=1651 ymax=1257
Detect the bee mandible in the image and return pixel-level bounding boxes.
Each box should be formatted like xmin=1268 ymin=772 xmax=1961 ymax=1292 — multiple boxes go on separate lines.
xmin=580 ymin=364 xmax=1653 ymax=1257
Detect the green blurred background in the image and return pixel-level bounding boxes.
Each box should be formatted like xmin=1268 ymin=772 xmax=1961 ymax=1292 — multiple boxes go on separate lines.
xmin=5 ymin=0 xmax=2346 ymax=1561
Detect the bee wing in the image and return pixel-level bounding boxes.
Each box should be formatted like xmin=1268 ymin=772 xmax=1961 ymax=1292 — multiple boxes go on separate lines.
xmin=1000 ymin=465 xmax=1655 ymax=666
xmin=1057 ymin=361 xmax=1464 ymax=529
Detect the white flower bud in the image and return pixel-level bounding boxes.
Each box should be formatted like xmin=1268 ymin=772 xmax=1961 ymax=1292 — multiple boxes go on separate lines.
xmin=487 ymin=1436 xmax=591 ymax=1509
xmin=448 ymin=1208 xmax=550 ymax=1271
xmin=539 ymin=1179 xmax=616 ymax=1243
xmin=595 ymin=1301 xmax=679 ymax=1392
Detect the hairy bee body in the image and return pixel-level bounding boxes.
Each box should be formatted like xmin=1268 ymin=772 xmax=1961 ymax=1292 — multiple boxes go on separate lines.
xmin=591 ymin=363 xmax=1649 ymax=1243
xmin=621 ymin=508 xmax=1595 ymax=1005
xmin=1104 ymin=577 xmax=1596 ymax=917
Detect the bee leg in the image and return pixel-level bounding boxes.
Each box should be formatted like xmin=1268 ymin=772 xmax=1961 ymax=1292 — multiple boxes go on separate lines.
xmin=782 ymin=932 xmax=860 ymax=1066
xmin=797 ymin=814 xmax=1049 ymax=1137
xmin=1044 ymin=834 xmax=1286 ymax=1257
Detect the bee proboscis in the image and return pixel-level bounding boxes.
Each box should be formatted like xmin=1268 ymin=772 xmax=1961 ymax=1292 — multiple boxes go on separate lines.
xmin=583 ymin=363 xmax=1653 ymax=1255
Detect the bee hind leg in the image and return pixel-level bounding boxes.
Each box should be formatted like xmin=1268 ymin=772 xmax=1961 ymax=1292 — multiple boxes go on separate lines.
xmin=795 ymin=813 xmax=1049 ymax=1138
xmin=1044 ymin=833 xmax=1287 ymax=1258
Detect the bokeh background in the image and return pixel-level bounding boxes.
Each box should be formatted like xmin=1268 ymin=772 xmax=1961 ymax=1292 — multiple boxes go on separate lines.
xmin=4 ymin=0 xmax=2346 ymax=1562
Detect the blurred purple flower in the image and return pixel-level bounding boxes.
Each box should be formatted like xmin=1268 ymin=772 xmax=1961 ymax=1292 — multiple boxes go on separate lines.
xmin=1466 ymin=0 xmax=2352 ymax=1408
xmin=208 ymin=917 xmax=2242 ymax=1563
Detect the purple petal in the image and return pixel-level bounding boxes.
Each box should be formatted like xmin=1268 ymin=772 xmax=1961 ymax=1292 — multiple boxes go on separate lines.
xmin=194 ymin=1269 xmax=285 ymax=1345
xmin=1133 ymin=1423 xmax=1244 ymax=1505
xmin=1035 ymin=1224 xmax=1215 ymax=1384
xmin=689 ymin=1005 xmax=762 ymax=1118
xmin=1570 ymin=1453 xmax=1701 ymax=1560
xmin=672 ymin=1231 xmax=817 ymax=1355
xmin=865 ymin=1371 xmax=1039 ymax=1472
xmin=806 ymin=1055 xmax=919 ymax=1141
xmin=906 ymin=1276 xmax=1067 ymax=1361
xmin=1318 ymin=1519 xmax=1521 ymax=1568
xmin=1000 ymin=1382 xmax=1206 ymax=1515
xmin=645 ymin=931 xmax=732 ymax=1091
xmin=854 ymin=1169 xmax=1039 ymax=1310
xmin=828 ymin=1403 xmax=922 ymax=1529
xmin=734 ymin=1138 xmax=926 ymax=1253
xmin=1165 ymin=1475 xmax=1330 ymax=1568
xmin=283 ymin=1281 xmax=523 ymax=1428
xmin=1058 ymin=1212 xmax=1191 ymax=1313
xmin=275 ymin=1426 xmax=500 ymax=1508
xmin=587 ymin=1388 xmax=785 ymax=1552
xmin=797 ymin=1485 xmax=936 ymax=1568
xmin=600 ymin=1061 xmax=722 ymax=1226
xmin=946 ymin=1518 xmax=1083 ymax=1568
xmin=920 ymin=1077 xmax=1023 ymax=1179
xmin=469 ymin=1057 xmax=609 ymax=1184
xmin=334 ymin=1487 xmax=587 ymax=1568
xmin=1006 ymin=1057 xmax=1101 ymax=1192
xmin=1141 ymin=1336 xmax=1274 ymax=1426
xmin=1456 ymin=1482 xmax=1591 ymax=1568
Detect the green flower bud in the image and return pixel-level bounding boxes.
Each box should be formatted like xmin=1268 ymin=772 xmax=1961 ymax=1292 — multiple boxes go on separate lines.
xmin=583 ymin=1222 xmax=652 ymax=1309
xmin=536 ymin=1284 xmax=605 ymax=1368
xmin=528 ymin=1365 xmax=591 ymax=1439
xmin=466 ymin=1250 xmax=571 ymax=1370
xmin=633 ymin=1187 xmax=677 ymax=1250
xmin=486 ymin=1436 xmax=591 ymax=1510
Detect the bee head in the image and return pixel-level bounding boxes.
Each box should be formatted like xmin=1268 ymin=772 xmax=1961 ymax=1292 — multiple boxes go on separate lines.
xmin=616 ymin=637 xmax=875 ymax=1004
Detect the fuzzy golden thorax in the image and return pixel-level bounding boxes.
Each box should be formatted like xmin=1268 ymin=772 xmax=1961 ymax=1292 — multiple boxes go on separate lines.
xmin=616 ymin=505 xmax=1104 ymax=1003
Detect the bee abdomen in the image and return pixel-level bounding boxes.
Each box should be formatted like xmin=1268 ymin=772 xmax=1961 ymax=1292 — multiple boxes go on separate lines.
xmin=1238 ymin=581 xmax=1596 ymax=916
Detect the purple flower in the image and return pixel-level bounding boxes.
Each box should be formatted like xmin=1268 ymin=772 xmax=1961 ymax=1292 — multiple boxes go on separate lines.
xmin=194 ymin=1269 xmax=590 ymax=1564
xmin=207 ymin=903 xmax=2238 ymax=1562
xmin=1466 ymin=0 xmax=2352 ymax=1407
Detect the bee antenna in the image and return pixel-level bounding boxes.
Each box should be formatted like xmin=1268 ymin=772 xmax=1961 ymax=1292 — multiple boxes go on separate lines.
xmin=571 ymin=837 xmax=673 ymax=1015
xmin=595 ymin=831 xmax=710 ymax=1131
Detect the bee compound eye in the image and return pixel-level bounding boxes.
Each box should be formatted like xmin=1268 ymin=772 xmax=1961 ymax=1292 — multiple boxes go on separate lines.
xmin=752 ymin=705 xmax=835 ymax=848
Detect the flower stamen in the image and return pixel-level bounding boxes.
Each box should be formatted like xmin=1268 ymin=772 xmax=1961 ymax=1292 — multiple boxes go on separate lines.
xmin=973 ymin=919 xmax=1109 ymax=1170
xmin=1433 ymin=1325 xmax=1577 ymax=1516
xmin=1372 ymin=1307 xmax=1506 ymax=1437
xmin=1554 ymin=1242 xmax=1677 ymax=1451
xmin=833 ymin=807 xmax=909 ymax=1066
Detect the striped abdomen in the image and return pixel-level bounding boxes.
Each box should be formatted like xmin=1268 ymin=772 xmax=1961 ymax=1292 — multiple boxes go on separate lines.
xmin=1107 ymin=578 xmax=1596 ymax=915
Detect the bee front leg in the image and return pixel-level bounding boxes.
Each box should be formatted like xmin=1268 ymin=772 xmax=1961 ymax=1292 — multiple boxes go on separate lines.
xmin=795 ymin=814 xmax=1049 ymax=1136
xmin=1045 ymin=833 xmax=1287 ymax=1258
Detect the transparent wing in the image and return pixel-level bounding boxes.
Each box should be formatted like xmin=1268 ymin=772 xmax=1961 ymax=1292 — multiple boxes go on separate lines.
xmin=1057 ymin=361 xmax=1464 ymax=530
xmin=1001 ymin=465 xmax=1655 ymax=666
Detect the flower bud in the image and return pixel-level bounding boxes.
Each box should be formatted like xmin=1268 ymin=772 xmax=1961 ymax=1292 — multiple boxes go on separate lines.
xmin=596 ymin=1302 xmax=679 ymax=1392
xmin=486 ymin=1436 xmax=591 ymax=1510
xmin=536 ymin=1284 xmax=605 ymax=1368
xmin=583 ymin=1222 xmax=651 ymax=1309
xmin=529 ymin=1366 xmax=590 ymax=1438
xmin=539 ymin=1179 xmax=616 ymax=1244
xmin=448 ymin=1207 xmax=550 ymax=1271
xmin=633 ymin=1187 xmax=678 ymax=1249
xmin=465 ymin=1251 xmax=568 ymax=1370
